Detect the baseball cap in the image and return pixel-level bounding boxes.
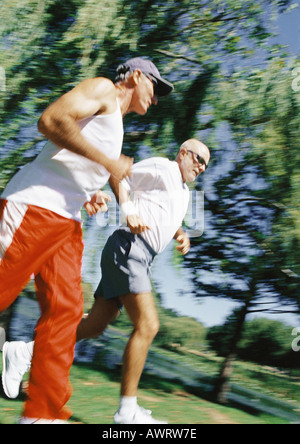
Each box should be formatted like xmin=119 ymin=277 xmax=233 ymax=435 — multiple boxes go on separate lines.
xmin=116 ymin=57 xmax=174 ymax=96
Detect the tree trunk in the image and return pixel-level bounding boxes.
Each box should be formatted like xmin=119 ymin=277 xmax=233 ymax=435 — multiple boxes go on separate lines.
xmin=212 ymin=297 xmax=252 ymax=404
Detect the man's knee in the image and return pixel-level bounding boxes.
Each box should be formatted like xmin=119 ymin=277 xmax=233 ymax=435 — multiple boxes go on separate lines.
xmin=120 ymin=292 xmax=160 ymax=342
xmin=137 ymin=316 xmax=160 ymax=343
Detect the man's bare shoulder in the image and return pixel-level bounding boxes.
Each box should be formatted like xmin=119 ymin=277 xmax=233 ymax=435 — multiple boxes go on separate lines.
xmin=77 ymin=76 xmax=115 ymax=93
xmin=73 ymin=77 xmax=117 ymax=114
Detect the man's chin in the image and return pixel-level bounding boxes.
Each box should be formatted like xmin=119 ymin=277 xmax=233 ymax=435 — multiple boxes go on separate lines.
xmin=140 ymin=108 xmax=148 ymax=116
xmin=187 ymin=173 xmax=197 ymax=183
xmin=135 ymin=109 xmax=147 ymax=116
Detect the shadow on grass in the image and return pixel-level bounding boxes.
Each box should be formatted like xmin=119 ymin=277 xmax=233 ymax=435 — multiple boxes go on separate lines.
xmin=72 ymin=355 xmax=262 ymax=420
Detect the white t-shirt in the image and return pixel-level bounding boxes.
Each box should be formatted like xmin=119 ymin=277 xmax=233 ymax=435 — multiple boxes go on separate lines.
xmin=2 ymin=103 xmax=124 ymax=221
xmin=122 ymin=157 xmax=189 ymax=254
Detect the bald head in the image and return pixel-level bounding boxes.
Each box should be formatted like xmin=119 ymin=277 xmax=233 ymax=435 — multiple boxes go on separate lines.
xmin=178 ymin=139 xmax=210 ymax=161
xmin=176 ymin=138 xmax=210 ymax=182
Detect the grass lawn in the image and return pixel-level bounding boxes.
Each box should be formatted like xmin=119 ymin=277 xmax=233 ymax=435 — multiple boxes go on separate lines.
xmin=0 ymin=290 xmax=297 ymax=425
xmin=0 ymin=358 xmax=288 ymax=425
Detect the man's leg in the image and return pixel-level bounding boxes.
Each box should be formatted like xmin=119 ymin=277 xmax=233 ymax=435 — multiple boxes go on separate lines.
xmin=76 ymin=296 xmax=120 ymax=341
xmin=0 ymin=200 xmax=34 ymax=311
xmin=118 ymin=292 xmax=159 ymax=397
xmin=1 ymin=296 xmax=120 ymax=400
xmin=23 ymin=222 xmax=84 ymax=421
xmin=0 ymin=200 xmax=78 ymax=311
xmin=113 ymin=292 xmax=167 ymax=423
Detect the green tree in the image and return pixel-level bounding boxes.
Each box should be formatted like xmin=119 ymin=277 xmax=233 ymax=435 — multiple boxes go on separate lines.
xmin=185 ymin=59 xmax=300 ymax=402
xmin=0 ymin=0 xmax=130 ymax=190
xmin=1 ymin=0 xmax=298 ymax=403
xmin=208 ymin=316 xmax=296 ymax=367
xmin=1 ymin=0 xmax=294 ymax=188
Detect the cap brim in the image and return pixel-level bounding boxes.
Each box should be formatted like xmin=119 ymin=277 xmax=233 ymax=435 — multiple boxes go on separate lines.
xmin=155 ymin=77 xmax=174 ymax=96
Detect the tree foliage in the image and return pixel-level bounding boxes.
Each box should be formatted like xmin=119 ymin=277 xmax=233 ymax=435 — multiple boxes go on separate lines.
xmin=187 ymin=58 xmax=300 ymax=314
xmin=207 ymin=315 xmax=300 ymax=368
xmin=1 ymin=0 xmax=295 ymax=173
xmin=0 ymin=0 xmax=299 ymax=374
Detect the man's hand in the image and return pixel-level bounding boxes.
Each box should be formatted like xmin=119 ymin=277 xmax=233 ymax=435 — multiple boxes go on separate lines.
xmin=84 ymin=190 xmax=111 ymax=216
xmin=127 ymin=214 xmax=150 ymax=235
xmin=175 ymin=231 xmax=190 ymax=255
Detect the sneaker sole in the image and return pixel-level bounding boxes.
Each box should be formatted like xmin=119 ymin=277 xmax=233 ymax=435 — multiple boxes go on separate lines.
xmin=1 ymin=342 xmax=16 ymax=399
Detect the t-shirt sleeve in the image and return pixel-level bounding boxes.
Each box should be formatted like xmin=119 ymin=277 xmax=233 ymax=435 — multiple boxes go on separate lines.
xmin=121 ymin=158 xmax=159 ymax=193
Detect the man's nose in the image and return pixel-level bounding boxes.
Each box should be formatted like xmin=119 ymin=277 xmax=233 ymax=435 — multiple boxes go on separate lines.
xmin=198 ymin=163 xmax=206 ymax=174
xmin=152 ymin=94 xmax=158 ymax=105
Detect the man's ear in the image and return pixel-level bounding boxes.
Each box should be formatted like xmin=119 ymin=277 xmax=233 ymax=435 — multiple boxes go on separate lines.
xmin=178 ymin=147 xmax=187 ymax=160
xmin=131 ymin=69 xmax=143 ymax=86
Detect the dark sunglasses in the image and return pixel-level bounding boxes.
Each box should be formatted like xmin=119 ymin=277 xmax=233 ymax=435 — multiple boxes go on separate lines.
xmin=187 ymin=150 xmax=208 ymax=169
xmin=143 ymin=73 xmax=159 ymax=96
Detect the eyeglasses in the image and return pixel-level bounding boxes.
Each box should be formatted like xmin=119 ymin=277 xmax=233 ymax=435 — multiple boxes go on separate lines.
xmin=187 ymin=150 xmax=208 ymax=169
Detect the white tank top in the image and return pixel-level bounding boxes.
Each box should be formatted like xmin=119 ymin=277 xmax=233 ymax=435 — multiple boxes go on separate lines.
xmin=2 ymin=102 xmax=124 ymax=221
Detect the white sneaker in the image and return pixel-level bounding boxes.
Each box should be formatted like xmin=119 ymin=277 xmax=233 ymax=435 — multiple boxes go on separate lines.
xmin=2 ymin=341 xmax=32 ymax=399
xmin=19 ymin=417 xmax=68 ymax=424
xmin=114 ymin=405 xmax=167 ymax=424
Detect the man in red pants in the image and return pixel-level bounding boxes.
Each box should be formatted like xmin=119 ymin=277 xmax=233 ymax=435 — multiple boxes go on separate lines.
xmin=2 ymin=139 xmax=210 ymax=424
xmin=0 ymin=57 xmax=173 ymax=423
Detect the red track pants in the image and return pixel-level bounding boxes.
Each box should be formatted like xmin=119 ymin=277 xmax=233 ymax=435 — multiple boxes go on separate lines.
xmin=0 ymin=199 xmax=84 ymax=420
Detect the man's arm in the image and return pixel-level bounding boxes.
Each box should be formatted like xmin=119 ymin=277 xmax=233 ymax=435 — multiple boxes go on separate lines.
xmin=108 ymin=174 xmax=129 ymax=206
xmin=174 ymin=227 xmax=190 ymax=255
xmin=109 ymin=175 xmax=150 ymax=234
xmin=38 ymin=78 xmax=132 ymax=180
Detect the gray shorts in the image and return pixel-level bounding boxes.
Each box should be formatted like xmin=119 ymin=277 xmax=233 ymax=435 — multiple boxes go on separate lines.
xmin=95 ymin=228 xmax=156 ymax=303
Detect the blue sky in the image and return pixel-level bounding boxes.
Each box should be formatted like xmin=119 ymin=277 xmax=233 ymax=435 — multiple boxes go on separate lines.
xmin=274 ymin=2 xmax=300 ymax=55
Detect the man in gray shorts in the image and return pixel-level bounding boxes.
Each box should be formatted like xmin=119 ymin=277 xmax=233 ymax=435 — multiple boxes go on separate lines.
xmin=2 ymin=138 xmax=210 ymax=424
xmin=97 ymin=228 xmax=156 ymax=304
